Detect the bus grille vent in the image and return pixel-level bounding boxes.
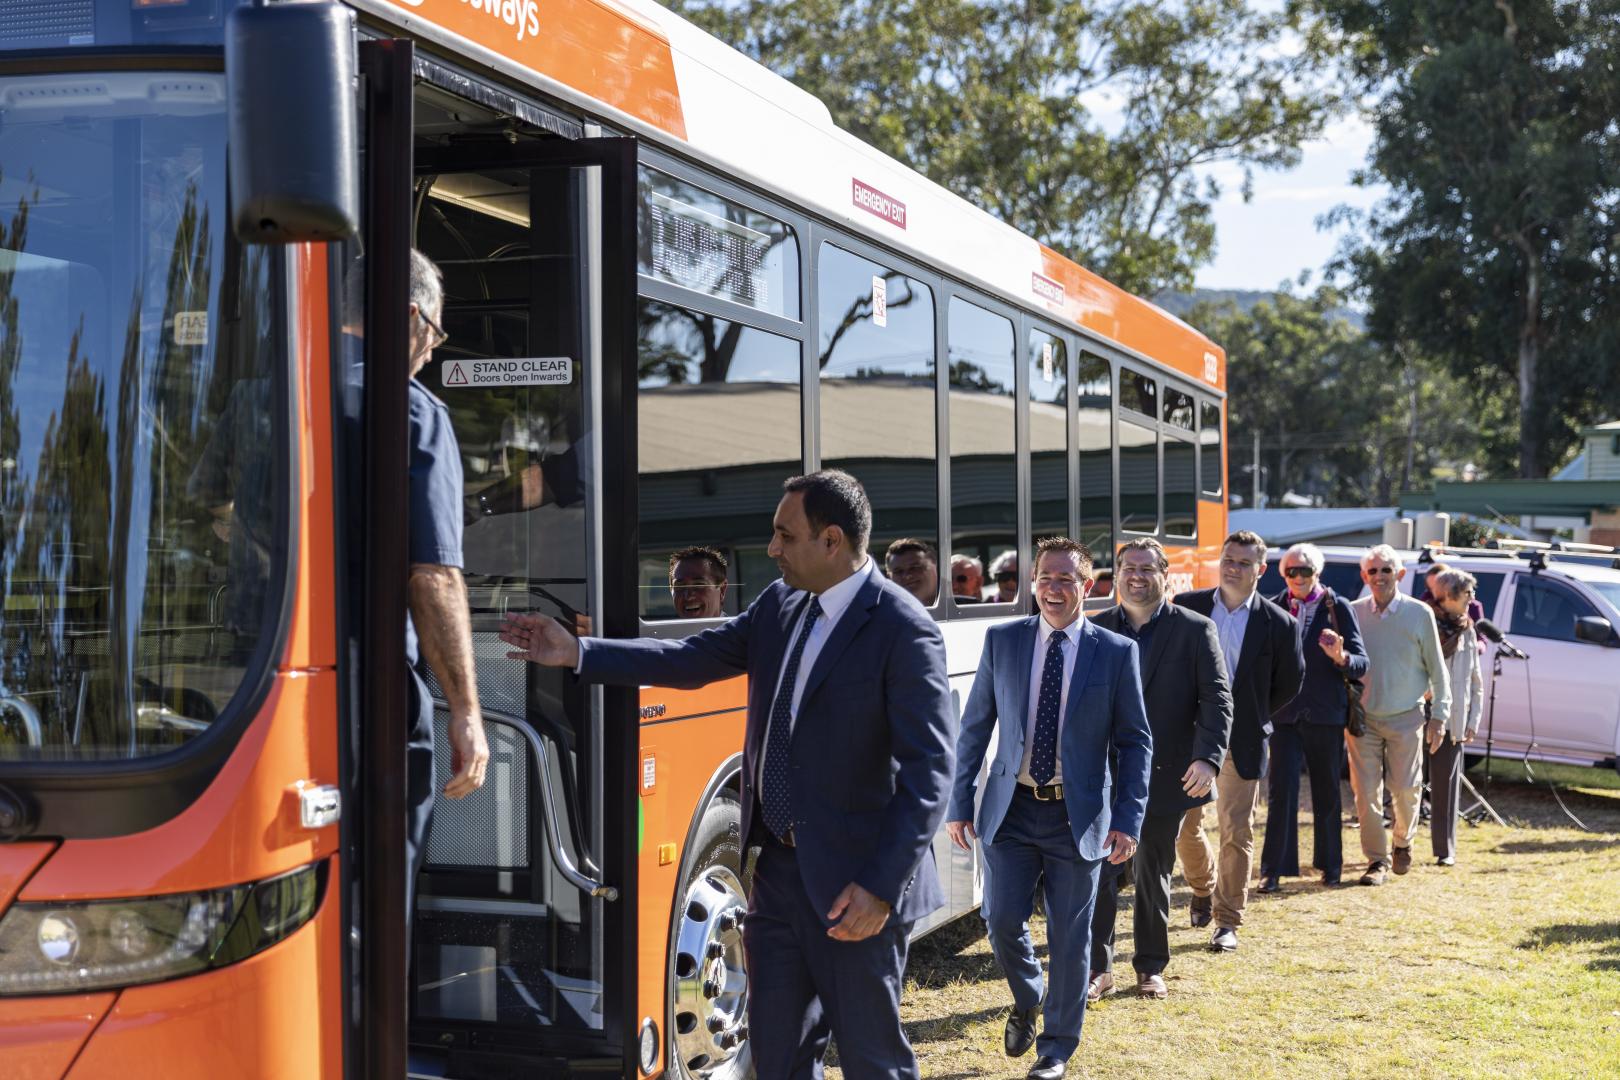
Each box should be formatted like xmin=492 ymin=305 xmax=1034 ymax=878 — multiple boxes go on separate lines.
xmin=1 ymin=1 xmax=95 ymax=44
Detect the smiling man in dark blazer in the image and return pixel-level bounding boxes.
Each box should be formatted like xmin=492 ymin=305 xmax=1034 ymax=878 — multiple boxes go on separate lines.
xmin=1173 ymin=530 xmax=1303 ymax=952
xmin=1088 ymin=537 xmax=1232 ymax=1001
xmin=946 ymin=537 xmax=1151 ymax=1080
xmin=499 ymin=470 xmax=955 ymax=1079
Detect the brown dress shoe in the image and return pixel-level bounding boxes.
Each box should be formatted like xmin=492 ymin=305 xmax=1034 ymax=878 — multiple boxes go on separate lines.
xmin=1086 ymin=971 xmax=1116 ymax=1003
xmin=1392 ymin=846 xmax=1412 ymax=875
xmin=1136 ymin=973 xmax=1168 ymax=999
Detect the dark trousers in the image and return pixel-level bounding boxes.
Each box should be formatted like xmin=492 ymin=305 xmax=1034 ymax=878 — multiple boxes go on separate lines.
xmin=1260 ymin=723 xmax=1343 ymax=881
xmin=405 ymin=666 xmax=437 ymax=963
xmin=1089 ymin=808 xmax=1180 ymax=977
xmin=1428 ymin=736 xmax=1464 ymax=861
xmin=982 ymin=789 xmax=1103 ymax=1063
xmin=743 ymin=841 xmax=917 ymax=1080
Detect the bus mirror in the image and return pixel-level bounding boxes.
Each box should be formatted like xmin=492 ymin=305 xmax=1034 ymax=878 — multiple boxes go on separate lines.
xmin=226 ymin=1 xmax=359 ymax=244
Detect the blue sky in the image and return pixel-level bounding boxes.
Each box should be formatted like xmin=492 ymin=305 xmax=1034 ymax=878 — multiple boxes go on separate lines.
xmin=1193 ymin=112 xmax=1388 ymax=291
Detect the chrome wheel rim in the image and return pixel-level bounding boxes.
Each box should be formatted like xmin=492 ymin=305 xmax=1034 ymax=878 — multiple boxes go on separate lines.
xmin=670 ymin=865 xmax=750 ymax=1078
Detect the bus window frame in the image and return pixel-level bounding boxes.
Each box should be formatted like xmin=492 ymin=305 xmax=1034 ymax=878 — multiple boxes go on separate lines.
xmin=632 ymin=148 xmax=814 ymax=639
xmin=0 ymin=204 xmax=299 ymax=840
xmin=940 ymin=285 xmax=1025 ymax=620
xmin=1024 ymin=318 xmax=1082 ymax=596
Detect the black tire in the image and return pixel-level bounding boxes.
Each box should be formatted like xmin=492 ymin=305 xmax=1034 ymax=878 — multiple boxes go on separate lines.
xmin=667 ymin=789 xmax=754 ymax=1080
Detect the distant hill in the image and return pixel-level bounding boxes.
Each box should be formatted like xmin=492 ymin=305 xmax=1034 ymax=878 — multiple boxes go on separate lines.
xmin=1155 ymin=288 xmax=1366 ymax=333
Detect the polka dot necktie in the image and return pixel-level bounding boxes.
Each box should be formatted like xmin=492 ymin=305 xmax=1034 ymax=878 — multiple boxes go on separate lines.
xmin=762 ymin=596 xmax=822 ymax=841
xmin=1029 ymin=633 xmax=1066 ymax=786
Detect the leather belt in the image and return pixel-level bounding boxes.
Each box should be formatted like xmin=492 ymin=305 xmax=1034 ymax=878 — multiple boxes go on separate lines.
xmin=1019 ymin=782 xmax=1064 ymax=802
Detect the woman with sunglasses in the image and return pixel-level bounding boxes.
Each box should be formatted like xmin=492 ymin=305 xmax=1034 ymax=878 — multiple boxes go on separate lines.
xmin=1259 ymin=543 xmax=1369 ymax=890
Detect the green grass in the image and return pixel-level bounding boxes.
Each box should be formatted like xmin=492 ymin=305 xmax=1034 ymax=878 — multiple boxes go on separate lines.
xmin=826 ymin=771 xmax=1620 ymax=1079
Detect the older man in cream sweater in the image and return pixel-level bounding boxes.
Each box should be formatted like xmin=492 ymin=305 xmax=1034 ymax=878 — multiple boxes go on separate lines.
xmin=1348 ymin=545 xmax=1451 ymax=886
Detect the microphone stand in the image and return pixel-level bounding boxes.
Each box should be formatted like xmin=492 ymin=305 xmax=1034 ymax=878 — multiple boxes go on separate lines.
xmin=1460 ymin=646 xmax=1513 ymax=827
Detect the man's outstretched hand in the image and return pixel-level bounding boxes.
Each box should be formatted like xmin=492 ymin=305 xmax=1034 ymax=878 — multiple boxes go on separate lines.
xmin=500 ymin=612 xmax=581 ymax=669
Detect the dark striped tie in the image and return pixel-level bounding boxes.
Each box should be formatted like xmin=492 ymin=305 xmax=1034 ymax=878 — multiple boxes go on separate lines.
xmin=1029 ymin=633 xmax=1066 ymax=786
xmin=762 ymin=596 xmax=822 ymax=840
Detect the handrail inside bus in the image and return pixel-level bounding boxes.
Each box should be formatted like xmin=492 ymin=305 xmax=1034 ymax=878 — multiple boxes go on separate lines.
xmin=475 ymin=705 xmax=618 ymax=902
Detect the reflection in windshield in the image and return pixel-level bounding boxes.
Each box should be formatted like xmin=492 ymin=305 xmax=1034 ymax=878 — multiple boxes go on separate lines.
xmin=0 ymin=73 xmax=279 ymax=761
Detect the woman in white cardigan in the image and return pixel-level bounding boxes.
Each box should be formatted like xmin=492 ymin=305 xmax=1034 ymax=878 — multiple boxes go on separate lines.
xmin=1424 ymin=568 xmax=1485 ymax=866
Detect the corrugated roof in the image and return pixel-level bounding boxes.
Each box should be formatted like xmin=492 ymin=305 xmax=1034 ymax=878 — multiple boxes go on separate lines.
xmin=1229 ymin=507 xmax=1398 ymax=545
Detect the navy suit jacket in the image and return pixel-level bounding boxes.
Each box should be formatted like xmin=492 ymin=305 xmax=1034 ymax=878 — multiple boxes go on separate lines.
xmin=1175 ymin=589 xmax=1304 ymax=780
xmin=1091 ymin=603 xmax=1232 ymax=815
xmin=577 ymin=560 xmax=955 ymax=927
xmin=946 ymin=616 xmax=1152 ymax=858
xmin=1268 ymin=588 xmax=1370 ymax=728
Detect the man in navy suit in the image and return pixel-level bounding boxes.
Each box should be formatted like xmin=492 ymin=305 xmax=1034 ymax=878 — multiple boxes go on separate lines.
xmin=499 ymin=470 xmax=955 ymax=1079
xmin=1173 ymin=530 xmax=1303 ymax=952
xmin=1260 ymin=542 xmax=1369 ymax=889
xmin=946 ymin=538 xmax=1152 ymax=1080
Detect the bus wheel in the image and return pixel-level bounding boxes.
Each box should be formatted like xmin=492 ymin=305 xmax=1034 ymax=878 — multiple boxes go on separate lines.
xmin=669 ymin=793 xmax=753 ymax=1079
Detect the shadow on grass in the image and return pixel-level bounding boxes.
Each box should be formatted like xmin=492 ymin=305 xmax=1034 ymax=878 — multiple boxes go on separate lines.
xmin=1492 ymin=837 xmax=1620 ymax=855
xmin=1518 ymin=920 xmax=1620 ymax=971
xmin=905 ymin=1002 xmax=1015 ymax=1045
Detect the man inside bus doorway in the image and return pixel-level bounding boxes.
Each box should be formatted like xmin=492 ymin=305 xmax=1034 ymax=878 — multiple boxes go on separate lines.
xmin=500 ymin=470 xmax=956 ymax=1079
xmin=945 ymin=538 xmax=1150 ymax=1078
xmin=342 ymin=251 xmax=491 ymax=922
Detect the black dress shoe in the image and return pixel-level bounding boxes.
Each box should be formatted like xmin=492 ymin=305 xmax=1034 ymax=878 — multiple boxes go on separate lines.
xmin=1257 ymin=876 xmax=1281 ymax=894
xmin=1189 ymin=893 xmax=1213 ymax=928
xmin=1028 ymin=1056 xmax=1066 ymax=1080
xmin=1004 ymin=994 xmax=1041 ymax=1057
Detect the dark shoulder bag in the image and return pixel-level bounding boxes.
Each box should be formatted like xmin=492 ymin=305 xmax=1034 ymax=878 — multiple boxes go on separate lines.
xmin=1324 ymin=589 xmax=1367 ymax=737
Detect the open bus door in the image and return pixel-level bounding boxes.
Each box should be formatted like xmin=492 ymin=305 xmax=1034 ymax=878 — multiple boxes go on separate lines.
xmin=352 ymin=39 xmax=641 ymax=1079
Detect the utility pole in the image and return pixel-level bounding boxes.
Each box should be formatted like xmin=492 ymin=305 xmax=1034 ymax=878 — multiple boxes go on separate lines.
xmin=1252 ymin=430 xmax=1261 ymax=509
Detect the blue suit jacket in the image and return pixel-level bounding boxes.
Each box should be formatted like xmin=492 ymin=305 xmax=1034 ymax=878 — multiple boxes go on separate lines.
xmin=1268 ymin=588 xmax=1370 ymax=728
xmin=946 ymin=616 xmax=1152 ymax=859
xmin=577 ymin=561 xmax=956 ymax=927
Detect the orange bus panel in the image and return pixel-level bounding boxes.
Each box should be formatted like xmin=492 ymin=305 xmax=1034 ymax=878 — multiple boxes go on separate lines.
xmin=1037 ymin=245 xmax=1225 ymax=393
xmin=283 ymin=245 xmax=337 ymax=672
xmin=0 ymin=993 xmax=116 ymax=1080
xmin=22 ymin=671 xmax=340 ymax=902
xmin=0 ymin=842 xmax=55 ymax=915
xmin=63 ymin=865 xmax=342 ymax=1080
xmin=374 ymin=0 xmax=686 ymax=139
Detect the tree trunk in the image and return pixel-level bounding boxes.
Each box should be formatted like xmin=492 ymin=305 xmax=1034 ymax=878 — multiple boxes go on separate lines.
xmin=1514 ymin=237 xmax=1543 ymax=478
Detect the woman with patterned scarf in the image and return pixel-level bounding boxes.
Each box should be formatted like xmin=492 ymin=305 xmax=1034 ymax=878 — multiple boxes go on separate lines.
xmin=1425 ymin=567 xmax=1485 ymax=866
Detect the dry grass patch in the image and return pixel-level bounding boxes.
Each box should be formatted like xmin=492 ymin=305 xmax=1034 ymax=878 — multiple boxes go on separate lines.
xmin=827 ymin=768 xmax=1620 ymax=1079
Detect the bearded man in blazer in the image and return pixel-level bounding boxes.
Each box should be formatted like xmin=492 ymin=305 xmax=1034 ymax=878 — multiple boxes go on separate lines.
xmin=1172 ymin=530 xmax=1303 ymax=952
xmin=1088 ymin=537 xmax=1232 ymax=1001
xmin=500 ymin=470 xmax=955 ymax=1079
xmin=946 ymin=537 xmax=1151 ymax=1080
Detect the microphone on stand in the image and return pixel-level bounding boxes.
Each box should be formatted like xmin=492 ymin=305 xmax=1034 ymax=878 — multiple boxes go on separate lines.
xmin=1476 ymin=618 xmax=1530 ymax=660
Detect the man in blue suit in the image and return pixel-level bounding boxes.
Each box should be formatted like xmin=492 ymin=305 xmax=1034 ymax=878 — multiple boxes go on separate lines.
xmin=945 ymin=537 xmax=1152 ymax=1080
xmin=499 ymin=470 xmax=955 ymax=1079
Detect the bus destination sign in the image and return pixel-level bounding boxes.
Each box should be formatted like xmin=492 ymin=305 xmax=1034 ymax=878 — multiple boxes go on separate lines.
xmin=645 ymin=191 xmax=775 ymax=312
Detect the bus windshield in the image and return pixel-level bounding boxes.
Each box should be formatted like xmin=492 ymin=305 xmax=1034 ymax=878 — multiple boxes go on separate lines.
xmin=0 ymin=72 xmax=283 ymax=761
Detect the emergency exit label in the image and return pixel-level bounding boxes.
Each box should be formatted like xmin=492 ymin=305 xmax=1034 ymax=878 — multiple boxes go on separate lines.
xmin=442 ymin=357 xmax=573 ymax=388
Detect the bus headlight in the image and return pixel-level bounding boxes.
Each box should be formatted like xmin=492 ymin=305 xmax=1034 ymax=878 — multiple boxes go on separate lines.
xmin=0 ymin=862 xmax=323 ymax=995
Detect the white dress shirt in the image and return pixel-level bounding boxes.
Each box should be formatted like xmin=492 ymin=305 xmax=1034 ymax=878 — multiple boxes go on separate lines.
xmin=757 ymin=557 xmax=873 ymax=789
xmin=1016 ymin=615 xmax=1083 ymax=787
xmin=1209 ymin=589 xmax=1257 ymax=682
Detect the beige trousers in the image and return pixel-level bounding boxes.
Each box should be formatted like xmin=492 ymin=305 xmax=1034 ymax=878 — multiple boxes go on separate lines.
xmin=1345 ymin=706 xmax=1425 ymax=864
xmin=1175 ymin=756 xmax=1262 ymax=928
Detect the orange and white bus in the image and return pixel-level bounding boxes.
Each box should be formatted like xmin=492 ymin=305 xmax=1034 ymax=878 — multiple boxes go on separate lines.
xmin=0 ymin=1 xmax=1227 ymax=1077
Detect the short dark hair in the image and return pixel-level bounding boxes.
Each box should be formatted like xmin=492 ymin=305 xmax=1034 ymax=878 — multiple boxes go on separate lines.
xmin=1117 ymin=536 xmax=1169 ymax=572
xmin=1223 ymin=530 xmax=1268 ymax=560
xmin=1034 ymin=536 xmax=1094 ymax=579
xmin=668 ymin=545 xmax=727 ymax=582
xmin=782 ymin=470 xmax=872 ymax=554
xmin=885 ymin=537 xmax=937 ymax=565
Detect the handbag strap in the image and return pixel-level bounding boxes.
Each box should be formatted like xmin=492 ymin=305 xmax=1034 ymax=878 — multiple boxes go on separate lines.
xmin=1322 ymin=589 xmax=1357 ymax=689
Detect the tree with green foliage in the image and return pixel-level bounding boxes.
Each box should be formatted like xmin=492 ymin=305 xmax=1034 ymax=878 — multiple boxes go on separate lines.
xmin=1186 ymin=287 xmax=1487 ymax=506
xmin=665 ymin=0 xmax=1338 ymax=295
xmin=1312 ymin=0 xmax=1620 ymax=477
